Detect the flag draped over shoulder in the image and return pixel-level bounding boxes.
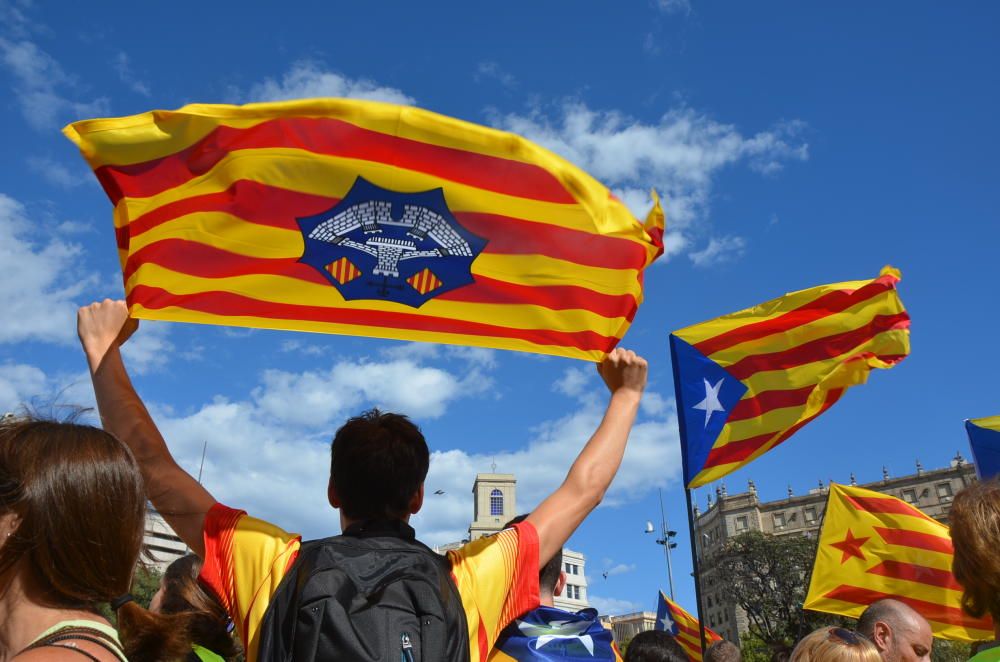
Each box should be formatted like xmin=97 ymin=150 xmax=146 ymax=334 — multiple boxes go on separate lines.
xmin=655 ymin=592 xmax=722 ymax=662
xmin=670 ymin=267 xmax=910 ymax=488
xmin=490 ymin=606 xmax=622 ymax=661
xmin=965 ymin=416 xmax=1000 ymax=481
xmin=804 ymin=483 xmax=993 ymax=642
xmin=63 ymin=99 xmax=664 ymax=361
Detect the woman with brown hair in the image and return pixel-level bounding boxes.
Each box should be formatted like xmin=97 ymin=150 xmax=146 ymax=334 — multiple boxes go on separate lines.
xmin=789 ymin=627 xmax=881 ymax=662
xmin=0 ymin=416 xmax=194 ymax=661
xmin=950 ymin=478 xmax=1000 ymax=662
xmin=150 ymin=555 xmax=240 ymax=662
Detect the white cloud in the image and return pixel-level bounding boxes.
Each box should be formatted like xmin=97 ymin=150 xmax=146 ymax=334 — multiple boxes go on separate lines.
xmin=27 ymin=156 xmax=91 ymax=189
xmin=0 ymin=37 xmax=109 ymax=130
xmin=602 ymin=560 xmax=637 ymax=577
xmin=492 ymin=104 xmax=806 ymax=264
xmin=0 ymin=362 xmax=94 ymax=414
xmin=554 ymin=366 xmax=593 ymax=398
xmin=656 ymin=0 xmax=692 ymax=14
xmin=246 ymin=61 xmax=414 ymax=106
xmin=121 ymin=320 xmax=175 ymax=375
xmin=589 ymin=594 xmax=644 ymax=616
xmin=0 ymin=193 xmax=98 ymax=345
xmin=112 ymin=51 xmax=150 ymax=97
xmin=689 ymin=235 xmax=747 ymax=267
xmin=475 ymin=61 xmax=517 ymax=89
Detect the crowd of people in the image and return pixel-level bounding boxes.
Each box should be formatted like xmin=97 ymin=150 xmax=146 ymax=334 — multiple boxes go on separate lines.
xmin=0 ymin=299 xmax=997 ymax=661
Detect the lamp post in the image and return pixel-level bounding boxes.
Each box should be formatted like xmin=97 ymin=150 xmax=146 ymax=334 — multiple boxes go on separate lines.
xmin=645 ymin=488 xmax=678 ymax=600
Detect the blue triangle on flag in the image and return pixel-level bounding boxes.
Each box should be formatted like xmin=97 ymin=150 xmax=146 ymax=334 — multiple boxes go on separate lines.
xmin=966 ymin=418 xmax=1000 ymax=481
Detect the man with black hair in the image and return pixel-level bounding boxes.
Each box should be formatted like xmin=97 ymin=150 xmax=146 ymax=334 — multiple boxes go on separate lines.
xmin=78 ymin=299 xmax=649 ymax=662
xmin=624 ymin=630 xmax=687 ymax=662
xmin=489 ymin=515 xmax=622 ymax=661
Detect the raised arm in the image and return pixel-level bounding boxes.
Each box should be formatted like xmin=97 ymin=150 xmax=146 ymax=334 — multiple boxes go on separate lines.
xmin=527 ymin=348 xmax=647 ymax=566
xmin=78 ymin=299 xmax=215 ymax=557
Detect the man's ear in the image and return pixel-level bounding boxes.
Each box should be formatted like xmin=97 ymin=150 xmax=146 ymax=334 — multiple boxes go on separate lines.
xmin=872 ymin=621 xmax=892 ymax=652
xmin=328 ymin=477 xmax=341 ymax=509
xmin=409 ymin=484 xmax=425 ymax=515
xmin=554 ymin=571 xmax=567 ymax=597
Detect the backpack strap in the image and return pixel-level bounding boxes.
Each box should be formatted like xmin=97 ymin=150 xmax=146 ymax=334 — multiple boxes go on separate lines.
xmin=20 ymin=626 xmax=126 ymax=661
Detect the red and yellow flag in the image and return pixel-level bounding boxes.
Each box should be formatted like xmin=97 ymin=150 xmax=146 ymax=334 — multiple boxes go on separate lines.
xmin=670 ymin=267 xmax=910 ymax=488
xmin=804 ymin=483 xmax=993 ymax=642
xmin=656 ymin=592 xmax=723 ymax=662
xmin=63 ymin=99 xmax=664 ymax=361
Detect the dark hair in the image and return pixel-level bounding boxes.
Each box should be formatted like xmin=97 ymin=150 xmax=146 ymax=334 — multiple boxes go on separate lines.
xmin=705 ymin=639 xmax=742 ymax=662
xmin=950 ymin=478 xmax=1000 ymax=621
xmin=159 ymin=554 xmax=240 ymax=659
xmin=330 ymin=409 xmax=429 ymax=520
xmin=625 ymin=630 xmax=689 ymax=662
xmin=504 ymin=514 xmax=562 ymax=594
xmin=0 ymin=416 xmax=193 ymax=660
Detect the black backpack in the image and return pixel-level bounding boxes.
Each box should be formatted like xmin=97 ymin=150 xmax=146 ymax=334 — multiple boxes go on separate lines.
xmin=256 ymin=519 xmax=470 ymax=662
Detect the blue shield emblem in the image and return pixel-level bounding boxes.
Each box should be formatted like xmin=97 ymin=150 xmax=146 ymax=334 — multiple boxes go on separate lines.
xmin=297 ymin=177 xmax=487 ymax=307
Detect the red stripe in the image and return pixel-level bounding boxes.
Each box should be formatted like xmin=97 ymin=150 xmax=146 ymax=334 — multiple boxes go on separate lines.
xmin=694 ymin=275 xmax=901 ymax=356
xmin=866 ymin=561 xmax=963 ymax=591
xmin=96 ymin=117 xmax=577 ymax=206
xmin=873 ymin=527 xmax=954 ymax=555
xmin=725 ymin=313 xmax=911 ymax=381
xmin=118 ymin=180 xmax=649 ymax=272
xmin=845 ymin=495 xmax=933 ymax=520
xmin=123 ymin=239 xmax=638 ymax=320
xmin=822 ymin=585 xmax=992 ymax=630
xmin=703 ymin=388 xmax=844 ymax=467
xmin=728 ymin=384 xmax=816 ymax=422
xmin=477 ymin=614 xmax=488 ymax=661
xmin=128 ymin=284 xmax=619 ymax=353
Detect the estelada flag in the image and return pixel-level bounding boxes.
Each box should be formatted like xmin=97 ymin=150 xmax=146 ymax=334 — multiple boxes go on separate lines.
xmin=670 ymin=267 xmax=910 ymax=488
xmin=63 ymin=99 xmax=664 ymax=361
xmin=804 ymin=483 xmax=993 ymax=642
xmin=965 ymin=416 xmax=1000 ymax=481
xmin=655 ymin=592 xmax=722 ymax=662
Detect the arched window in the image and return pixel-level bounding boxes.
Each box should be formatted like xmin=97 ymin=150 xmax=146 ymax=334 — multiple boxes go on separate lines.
xmin=490 ymin=489 xmax=504 ymax=516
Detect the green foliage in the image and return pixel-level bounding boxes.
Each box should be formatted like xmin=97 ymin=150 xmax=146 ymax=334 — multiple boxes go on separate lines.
xmin=96 ymin=565 xmax=163 ymax=624
xmin=931 ymin=639 xmax=973 ymax=662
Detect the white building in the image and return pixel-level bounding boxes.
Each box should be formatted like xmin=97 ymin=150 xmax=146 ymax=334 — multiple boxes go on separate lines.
xmin=143 ymin=508 xmax=187 ymax=573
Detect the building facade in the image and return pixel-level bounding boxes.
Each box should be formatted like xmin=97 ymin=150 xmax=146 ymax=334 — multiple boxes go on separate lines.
xmin=143 ymin=508 xmax=187 ymax=573
xmin=600 ymin=612 xmax=658 ymax=643
xmin=694 ymin=455 xmax=977 ymax=644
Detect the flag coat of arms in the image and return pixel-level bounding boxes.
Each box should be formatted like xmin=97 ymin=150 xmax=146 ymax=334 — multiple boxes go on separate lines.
xmin=670 ymin=267 xmax=910 ymax=488
xmin=965 ymin=416 xmax=1000 ymax=481
xmin=63 ymin=98 xmax=664 ymax=361
xmin=804 ymin=483 xmax=993 ymax=642
xmin=655 ymin=592 xmax=722 ymax=662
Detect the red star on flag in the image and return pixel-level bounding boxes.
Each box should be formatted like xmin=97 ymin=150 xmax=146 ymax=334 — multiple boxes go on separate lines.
xmin=831 ymin=528 xmax=870 ymax=564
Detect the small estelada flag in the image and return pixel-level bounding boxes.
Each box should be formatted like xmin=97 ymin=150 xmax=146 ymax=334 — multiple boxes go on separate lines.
xmin=804 ymin=483 xmax=994 ymax=642
xmin=655 ymin=592 xmax=722 ymax=662
xmin=965 ymin=415 xmax=1000 ymax=480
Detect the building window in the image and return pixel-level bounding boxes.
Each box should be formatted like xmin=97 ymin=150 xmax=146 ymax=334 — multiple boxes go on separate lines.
xmin=773 ymin=512 xmax=786 ymax=529
xmin=937 ymin=483 xmax=953 ymax=500
xmin=901 ymin=489 xmax=917 ymax=504
xmin=565 ymin=562 xmax=572 ymax=573
xmin=735 ymin=516 xmax=748 ymax=532
xmin=707 ymin=596 xmax=713 ymax=607
xmin=804 ymin=507 xmax=817 ymax=524
xmin=573 ymin=564 xmax=579 ymax=575
xmin=490 ymin=489 xmax=504 ymax=516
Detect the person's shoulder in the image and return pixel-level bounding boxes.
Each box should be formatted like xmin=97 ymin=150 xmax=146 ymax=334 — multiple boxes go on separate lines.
xmin=16 ymin=644 xmax=121 ymax=662
xmin=971 ymin=645 xmax=1000 ymax=662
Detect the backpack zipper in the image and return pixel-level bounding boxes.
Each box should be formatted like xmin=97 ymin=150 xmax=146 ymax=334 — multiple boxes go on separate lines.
xmin=401 ymin=632 xmax=415 ymax=662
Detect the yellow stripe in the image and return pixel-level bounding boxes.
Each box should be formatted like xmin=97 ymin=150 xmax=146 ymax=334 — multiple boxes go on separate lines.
xmin=674 ymin=277 xmax=877 ymax=345
xmin=130 ymin=303 xmax=606 ymax=362
xmin=125 ymin=263 xmax=628 ymax=335
xmin=110 ymin=148 xmax=648 ymax=252
xmin=804 ymin=596 xmax=993 ymax=642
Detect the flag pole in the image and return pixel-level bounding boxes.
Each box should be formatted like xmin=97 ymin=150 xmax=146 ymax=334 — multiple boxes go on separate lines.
xmin=685 ymin=487 xmax=709 ymax=656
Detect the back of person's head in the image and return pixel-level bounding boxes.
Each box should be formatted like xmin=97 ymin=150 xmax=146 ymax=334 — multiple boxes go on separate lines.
xmin=791 ymin=627 xmax=881 ymax=662
xmin=856 ymin=599 xmax=932 ymax=662
xmin=505 ymin=515 xmax=562 ymax=596
xmin=706 ymin=639 xmax=742 ymax=662
xmin=625 ymin=630 xmax=688 ymax=662
xmin=156 ymin=554 xmax=239 ymax=659
xmin=330 ymin=409 xmax=429 ymax=520
xmin=950 ymin=478 xmax=1000 ymax=622
xmin=0 ymin=415 xmax=193 ymax=660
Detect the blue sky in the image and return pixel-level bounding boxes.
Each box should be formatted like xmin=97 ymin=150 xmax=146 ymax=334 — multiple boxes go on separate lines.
xmin=1 ymin=0 xmax=998 ymax=618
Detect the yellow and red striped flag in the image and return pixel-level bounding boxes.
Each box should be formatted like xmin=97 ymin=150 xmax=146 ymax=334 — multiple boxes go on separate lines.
xmin=656 ymin=592 xmax=723 ymax=661
xmin=804 ymin=483 xmax=994 ymax=642
xmin=63 ymin=99 xmax=664 ymax=361
xmin=670 ymin=267 xmax=910 ymax=488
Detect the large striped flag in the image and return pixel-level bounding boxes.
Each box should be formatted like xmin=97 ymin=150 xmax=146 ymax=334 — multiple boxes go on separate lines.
xmin=670 ymin=267 xmax=910 ymax=488
xmin=655 ymin=592 xmax=722 ymax=662
xmin=965 ymin=416 xmax=1000 ymax=481
xmin=63 ymin=99 xmax=664 ymax=361
xmin=804 ymin=483 xmax=993 ymax=642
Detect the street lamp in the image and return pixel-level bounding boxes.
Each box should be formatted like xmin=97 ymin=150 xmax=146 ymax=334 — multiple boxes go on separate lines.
xmin=645 ymin=488 xmax=678 ymax=600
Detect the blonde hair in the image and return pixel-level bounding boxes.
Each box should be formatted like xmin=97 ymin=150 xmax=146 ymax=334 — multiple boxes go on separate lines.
xmin=791 ymin=627 xmax=881 ymax=662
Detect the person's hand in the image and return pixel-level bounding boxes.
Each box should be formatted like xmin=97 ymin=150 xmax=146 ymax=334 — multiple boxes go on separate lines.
xmin=77 ymin=299 xmax=138 ymax=369
xmin=596 ymin=347 xmax=648 ymax=396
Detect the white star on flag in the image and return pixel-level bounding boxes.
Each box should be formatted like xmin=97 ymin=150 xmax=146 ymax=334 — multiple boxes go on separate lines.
xmin=517 ymin=619 xmax=596 ymax=655
xmin=693 ymin=377 xmax=726 ymax=427
xmin=660 ymin=612 xmax=676 ymax=633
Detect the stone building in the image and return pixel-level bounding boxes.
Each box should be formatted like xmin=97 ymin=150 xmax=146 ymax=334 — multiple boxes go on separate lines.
xmin=600 ymin=612 xmax=658 ymax=643
xmin=694 ymin=455 xmax=977 ymax=644
xmin=143 ymin=508 xmax=187 ymax=572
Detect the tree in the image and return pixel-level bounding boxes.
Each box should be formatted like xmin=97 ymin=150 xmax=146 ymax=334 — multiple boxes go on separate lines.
xmin=708 ymin=531 xmax=845 ymax=656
